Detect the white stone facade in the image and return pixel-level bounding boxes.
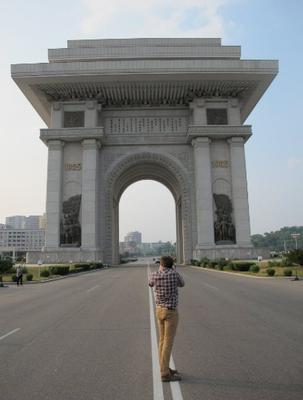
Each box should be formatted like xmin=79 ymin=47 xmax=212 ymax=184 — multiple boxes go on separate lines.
xmin=11 ymin=38 xmax=278 ymax=264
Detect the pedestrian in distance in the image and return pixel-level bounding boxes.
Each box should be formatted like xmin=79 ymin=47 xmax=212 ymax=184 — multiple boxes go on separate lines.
xmin=148 ymin=255 xmax=185 ymax=382
xmin=16 ymin=264 xmax=24 ymax=286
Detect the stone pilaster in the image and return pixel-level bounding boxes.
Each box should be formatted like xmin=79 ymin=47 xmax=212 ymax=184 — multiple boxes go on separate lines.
xmin=81 ymin=138 xmax=99 ymax=250
xmin=85 ymin=100 xmax=98 ymax=128
xmin=192 ymin=137 xmax=215 ymax=247
xmin=45 ymin=140 xmax=64 ymax=249
xmin=228 ymin=137 xmax=252 ymax=246
xmin=228 ymin=99 xmax=241 ymax=125
xmin=189 ymin=99 xmax=206 ymax=125
xmin=51 ymin=102 xmax=62 ymax=128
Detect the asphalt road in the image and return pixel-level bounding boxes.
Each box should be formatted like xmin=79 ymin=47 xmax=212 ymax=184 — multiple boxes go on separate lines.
xmin=1 ymin=262 xmax=302 ymax=400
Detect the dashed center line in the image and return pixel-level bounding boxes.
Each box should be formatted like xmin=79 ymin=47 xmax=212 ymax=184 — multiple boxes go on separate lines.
xmin=0 ymin=328 xmax=20 ymax=341
xmin=86 ymin=285 xmax=99 ymax=293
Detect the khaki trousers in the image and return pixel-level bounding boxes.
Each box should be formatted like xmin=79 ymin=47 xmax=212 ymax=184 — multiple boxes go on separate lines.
xmin=156 ymin=306 xmax=179 ymax=376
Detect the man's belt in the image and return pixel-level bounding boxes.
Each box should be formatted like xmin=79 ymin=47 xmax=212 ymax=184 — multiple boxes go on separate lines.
xmin=157 ymin=305 xmax=176 ymax=311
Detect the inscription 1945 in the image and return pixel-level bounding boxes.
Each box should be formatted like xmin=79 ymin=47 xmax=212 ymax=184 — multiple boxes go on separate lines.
xmin=212 ymin=160 xmax=229 ymax=168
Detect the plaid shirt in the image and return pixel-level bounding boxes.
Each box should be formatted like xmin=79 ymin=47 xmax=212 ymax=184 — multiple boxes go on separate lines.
xmin=149 ymin=267 xmax=185 ymax=309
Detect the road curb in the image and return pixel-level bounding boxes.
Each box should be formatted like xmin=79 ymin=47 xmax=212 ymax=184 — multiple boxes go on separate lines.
xmin=188 ymin=265 xmax=291 ymax=279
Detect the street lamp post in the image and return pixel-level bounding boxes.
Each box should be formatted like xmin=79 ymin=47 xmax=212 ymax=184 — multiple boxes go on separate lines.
xmin=291 ymin=233 xmax=300 ymax=250
xmin=291 ymin=233 xmax=301 ymax=281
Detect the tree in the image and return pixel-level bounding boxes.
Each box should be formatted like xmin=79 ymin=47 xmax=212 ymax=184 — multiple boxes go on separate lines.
xmin=285 ymin=249 xmax=303 ymax=266
xmin=251 ymin=226 xmax=303 ymax=251
xmin=0 ymin=257 xmax=13 ymax=287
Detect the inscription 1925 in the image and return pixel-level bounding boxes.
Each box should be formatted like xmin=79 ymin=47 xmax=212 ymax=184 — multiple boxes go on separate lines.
xmin=65 ymin=163 xmax=82 ymax=171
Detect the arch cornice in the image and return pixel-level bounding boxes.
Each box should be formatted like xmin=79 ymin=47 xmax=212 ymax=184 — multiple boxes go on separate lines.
xmin=105 ymin=151 xmax=191 ymax=201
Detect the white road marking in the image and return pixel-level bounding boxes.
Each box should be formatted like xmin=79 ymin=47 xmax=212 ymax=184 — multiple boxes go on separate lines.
xmin=201 ymin=282 xmax=219 ymax=291
xmin=0 ymin=328 xmax=20 ymax=341
xmin=148 ymin=266 xmax=165 ymax=400
xmin=169 ymin=356 xmax=184 ymax=400
xmin=148 ymin=265 xmax=184 ymax=400
xmin=86 ymin=285 xmax=99 ymax=293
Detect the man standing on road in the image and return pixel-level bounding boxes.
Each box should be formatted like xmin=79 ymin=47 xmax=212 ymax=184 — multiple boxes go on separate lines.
xmin=148 ymin=256 xmax=185 ymax=382
xmin=16 ymin=264 xmax=24 ymax=286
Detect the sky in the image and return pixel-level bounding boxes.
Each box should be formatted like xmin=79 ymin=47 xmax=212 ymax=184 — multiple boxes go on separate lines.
xmin=0 ymin=0 xmax=302 ymax=242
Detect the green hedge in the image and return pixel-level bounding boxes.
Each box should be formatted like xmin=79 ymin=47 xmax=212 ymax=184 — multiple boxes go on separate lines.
xmin=49 ymin=266 xmax=70 ymax=275
xmin=230 ymin=262 xmax=256 ymax=272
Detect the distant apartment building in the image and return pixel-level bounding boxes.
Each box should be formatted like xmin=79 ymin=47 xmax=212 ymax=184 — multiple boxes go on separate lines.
xmin=0 ymin=229 xmax=45 ymax=252
xmin=39 ymin=213 xmax=46 ymax=229
xmin=6 ymin=215 xmax=26 ymax=229
xmin=24 ymin=215 xmax=40 ymax=229
xmin=5 ymin=214 xmax=46 ymax=230
xmin=124 ymin=231 xmax=142 ymax=244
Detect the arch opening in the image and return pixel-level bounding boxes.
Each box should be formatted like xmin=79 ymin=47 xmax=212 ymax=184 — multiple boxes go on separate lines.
xmin=106 ymin=154 xmax=190 ymax=265
xmin=119 ymin=180 xmax=176 ymax=261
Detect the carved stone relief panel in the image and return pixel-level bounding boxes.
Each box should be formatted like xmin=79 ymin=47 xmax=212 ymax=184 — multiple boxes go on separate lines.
xmin=213 ymin=193 xmax=235 ymax=243
xmin=60 ymin=194 xmax=82 ymax=246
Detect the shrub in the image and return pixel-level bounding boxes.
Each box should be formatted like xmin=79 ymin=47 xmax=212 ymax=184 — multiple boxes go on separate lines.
xmin=266 ymin=268 xmax=276 ymax=277
xmin=250 ymin=264 xmax=260 ymax=273
xmin=73 ymin=263 xmax=84 ymax=271
xmin=40 ymin=270 xmax=50 ymax=278
xmin=190 ymin=259 xmax=200 ymax=266
xmin=49 ymin=266 xmax=70 ymax=275
xmin=208 ymin=261 xmax=217 ymax=269
xmin=11 ymin=274 xmax=17 ymax=282
xmin=232 ymin=262 xmax=256 ymax=272
xmin=283 ymin=268 xmax=293 ymax=277
xmin=26 ymin=274 xmax=33 ymax=281
xmin=90 ymin=262 xmax=103 ymax=269
xmin=74 ymin=263 xmax=92 ymax=271
xmin=199 ymin=257 xmax=210 ymax=268
xmin=223 ymin=263 xmax=233 ymax=271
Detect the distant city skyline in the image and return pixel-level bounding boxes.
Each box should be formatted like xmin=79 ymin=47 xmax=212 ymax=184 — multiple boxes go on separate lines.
xmin=1 ymin=1 xmax=302 ymax=239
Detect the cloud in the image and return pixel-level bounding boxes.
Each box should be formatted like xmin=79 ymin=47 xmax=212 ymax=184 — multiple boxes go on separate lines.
xmin=80 ymin=0 xmax=229 ymax=38
xmin=288 ymin=157 xmax=303 ymax=169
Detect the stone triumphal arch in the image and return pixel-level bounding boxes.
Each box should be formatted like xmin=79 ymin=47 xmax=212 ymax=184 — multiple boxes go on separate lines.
xmin=11 ymin=38 xmax=278 ymax=264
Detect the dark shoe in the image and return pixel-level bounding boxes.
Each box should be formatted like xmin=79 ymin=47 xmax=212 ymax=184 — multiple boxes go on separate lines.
xmin=161 ymin=373 xmax=182 ymax=382
xmin=169 ymin=367 xmax=178 ymax=375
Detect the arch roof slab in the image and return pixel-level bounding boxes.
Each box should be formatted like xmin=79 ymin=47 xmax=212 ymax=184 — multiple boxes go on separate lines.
xmin=11 ymin=38 xmax=278 ymax=126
